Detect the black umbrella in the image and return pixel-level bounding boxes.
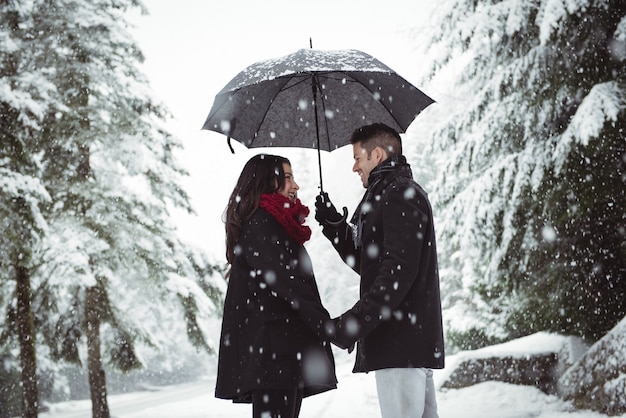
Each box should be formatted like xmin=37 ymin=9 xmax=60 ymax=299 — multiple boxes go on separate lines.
xmin=202 ymin=48 xmax=434 ymax=192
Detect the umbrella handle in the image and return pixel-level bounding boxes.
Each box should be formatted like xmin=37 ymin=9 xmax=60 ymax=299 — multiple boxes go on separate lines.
xmin=325 ymin=207 xmax=348 ymax=226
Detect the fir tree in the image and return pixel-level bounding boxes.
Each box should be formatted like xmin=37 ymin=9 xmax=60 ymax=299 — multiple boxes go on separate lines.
xmin=412 ymin=0 xmax=625 ymax=346
xmin=1 ymin=1 xmax=57 ymax=415
xmin=1 ymin=0 xmax=224 ymax=416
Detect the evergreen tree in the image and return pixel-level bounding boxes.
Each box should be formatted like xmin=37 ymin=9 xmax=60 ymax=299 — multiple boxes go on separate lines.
xmin=1 ymin=0 xmax=224 ymax=416
xmin=1 ymin=1 xmax=58 ymax=415
xmin=411 ymin=0 xmax=625 ymax=346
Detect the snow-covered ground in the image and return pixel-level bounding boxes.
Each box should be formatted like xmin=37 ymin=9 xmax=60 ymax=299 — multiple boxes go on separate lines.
xmin=40 ymin=348 xmax=624 ymax=418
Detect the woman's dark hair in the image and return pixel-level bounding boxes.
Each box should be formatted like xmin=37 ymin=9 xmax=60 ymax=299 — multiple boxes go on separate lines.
xmin=224 ymin=154 xmax=290 ymax=265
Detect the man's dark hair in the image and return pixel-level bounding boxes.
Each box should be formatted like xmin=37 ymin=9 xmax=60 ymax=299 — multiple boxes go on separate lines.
xmin=349 ymin=122 xmax=402 ymax=157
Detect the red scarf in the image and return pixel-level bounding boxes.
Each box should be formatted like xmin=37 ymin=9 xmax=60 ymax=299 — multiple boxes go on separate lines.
xmin=259 ymin=193 xmax=312 ymax=245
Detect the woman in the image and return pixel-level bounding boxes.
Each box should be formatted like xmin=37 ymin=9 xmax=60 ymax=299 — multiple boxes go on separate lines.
xmin=215 ymin=154 xmax=337 ymax=418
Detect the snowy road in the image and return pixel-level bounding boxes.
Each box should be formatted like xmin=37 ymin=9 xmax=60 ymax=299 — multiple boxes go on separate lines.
xmin=39 ymin=360 xmax=380 ymax=418
xmin=40 ymin=351 xmax=623 ymax=418
xmin=40 ymin=381 xmax=214 ymax=418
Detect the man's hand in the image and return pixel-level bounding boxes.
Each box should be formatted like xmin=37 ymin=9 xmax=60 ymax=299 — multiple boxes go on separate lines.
xmin=326 ymin=317 xmax=356 ymax=353
xmin=315 ymin=192 xmax=343 ymax=225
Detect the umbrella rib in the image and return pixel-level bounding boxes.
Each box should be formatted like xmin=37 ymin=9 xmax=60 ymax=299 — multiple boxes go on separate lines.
xmin=314 ymin=77 xmax=333 ymax=151
xmin=251 ymin=73 xmax=329 ymax=146
xmin=275 ymin=73 xmax=326 ymax=93
xmin=337 ymin=71 xmax=407 ymax=129
xmin=248 ymin=76 xmax=299 ymax=146
xmin=306 ymin=70 xmax=407 ymax=134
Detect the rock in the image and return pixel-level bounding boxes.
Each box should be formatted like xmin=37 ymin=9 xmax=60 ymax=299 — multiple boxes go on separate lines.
xmin=558 ymin=317 xmax=626 ymax=416
xmin=440 ymin=332 xmax=588 ymax=395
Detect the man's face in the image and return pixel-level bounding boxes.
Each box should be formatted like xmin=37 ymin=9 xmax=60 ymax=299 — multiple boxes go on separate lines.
xmin=352 ymin=142 xmax=381 ymax=188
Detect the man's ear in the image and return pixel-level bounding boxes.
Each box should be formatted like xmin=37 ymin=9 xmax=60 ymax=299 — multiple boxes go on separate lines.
xmin=374 ymin=146 xmax=387 ymax=163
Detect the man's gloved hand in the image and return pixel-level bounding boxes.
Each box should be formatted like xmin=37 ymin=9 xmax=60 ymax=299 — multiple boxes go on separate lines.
xmin=325 ymin=317 xmax=356 ymax=352
xmin=315 ymin=192 xmax=343 ymax=225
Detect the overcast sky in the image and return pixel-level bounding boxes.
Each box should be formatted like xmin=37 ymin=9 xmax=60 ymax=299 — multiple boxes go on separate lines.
xmin=130 ymin=0 xmax=436 ymax=259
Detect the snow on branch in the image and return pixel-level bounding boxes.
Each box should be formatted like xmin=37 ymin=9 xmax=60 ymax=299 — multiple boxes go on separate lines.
xmin=537 ymin=0 xmax=592 ymax=45
xmin=553 ymin=81 xmax=626 ymax=171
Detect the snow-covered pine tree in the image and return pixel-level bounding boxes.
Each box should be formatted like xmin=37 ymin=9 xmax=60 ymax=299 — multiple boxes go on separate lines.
xmin=1 ymin=0 xmax=224 ymax=416
xmin=0 ymin=1 xmax=59 ymax=416
xmin=411 ymin=0 xmax=625 ymax=348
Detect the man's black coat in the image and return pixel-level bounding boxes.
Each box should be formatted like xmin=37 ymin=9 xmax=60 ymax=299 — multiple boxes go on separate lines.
xmin=321 ymin=160 xmax=445 ymax=373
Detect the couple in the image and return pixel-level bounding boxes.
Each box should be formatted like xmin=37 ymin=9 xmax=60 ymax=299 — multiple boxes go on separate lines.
xmin=215 ymin=123 xmax=445 ymax=418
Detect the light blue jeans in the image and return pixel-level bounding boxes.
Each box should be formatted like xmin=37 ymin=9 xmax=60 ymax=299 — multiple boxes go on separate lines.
xmin=375 ymin=368 xmax=439 ymax=418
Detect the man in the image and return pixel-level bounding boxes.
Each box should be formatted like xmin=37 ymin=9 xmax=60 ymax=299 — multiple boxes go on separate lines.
xmin=316 ymin=123 xmax=444 ymax=418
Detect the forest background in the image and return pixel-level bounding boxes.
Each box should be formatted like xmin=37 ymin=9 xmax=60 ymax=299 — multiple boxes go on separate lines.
xmin=1 ymin=0 xmax=624 ymax=417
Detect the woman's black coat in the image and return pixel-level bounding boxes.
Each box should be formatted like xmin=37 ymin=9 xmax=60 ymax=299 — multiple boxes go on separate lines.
xmin=321 ymin=163 xmax=445 ymax=373
xmin=215 ymin=208 xmax=337 ymax=403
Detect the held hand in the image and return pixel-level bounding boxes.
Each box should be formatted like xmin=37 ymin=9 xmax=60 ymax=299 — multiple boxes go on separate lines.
xmin=325 ymin=317 xmax=355 ymax=352
xmin=315 ymin=192 xmax=343 ymax=225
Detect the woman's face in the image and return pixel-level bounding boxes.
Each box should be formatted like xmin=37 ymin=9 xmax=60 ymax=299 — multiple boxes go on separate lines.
xmin=277 ymin=162 xmax=299 ymax=202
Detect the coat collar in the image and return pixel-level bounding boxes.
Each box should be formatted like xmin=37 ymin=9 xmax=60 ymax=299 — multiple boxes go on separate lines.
xmin=350 ymin=154 xmax=413 ymax=246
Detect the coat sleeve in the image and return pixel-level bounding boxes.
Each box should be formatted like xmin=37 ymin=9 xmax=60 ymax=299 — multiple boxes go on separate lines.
xmin=333 ymin=181 xmax=430 ymax=348
xmin=320 ymin=220 xmax=362 ymax=274
xmin=240 ymin=212 xmax=334 ymax=341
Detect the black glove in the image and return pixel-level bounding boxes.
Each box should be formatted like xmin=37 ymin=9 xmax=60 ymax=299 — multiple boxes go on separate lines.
xmin=315 ymin=192 xmax=343 ymax=225
xmin=327 ymin=317 xmax=356 ymax=352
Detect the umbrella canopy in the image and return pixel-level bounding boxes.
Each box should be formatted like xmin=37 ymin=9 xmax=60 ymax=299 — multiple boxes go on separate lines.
xmin=202 ymin=48 xmax=434 ymax=192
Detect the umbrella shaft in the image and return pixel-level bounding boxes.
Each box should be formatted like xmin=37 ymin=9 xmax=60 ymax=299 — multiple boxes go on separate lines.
xmin=312 ymin=76 xmax=324 ymax=193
